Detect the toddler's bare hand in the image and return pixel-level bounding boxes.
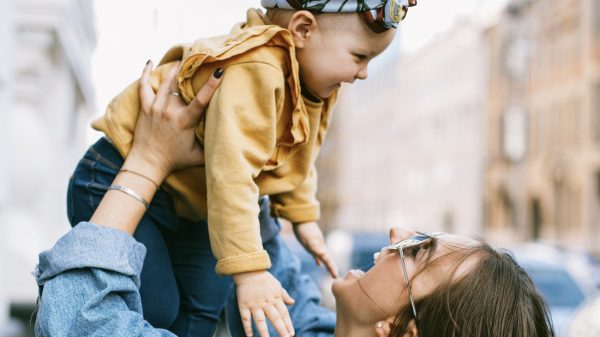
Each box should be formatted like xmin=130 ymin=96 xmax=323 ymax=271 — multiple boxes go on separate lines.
xmin=233 ymin=271 xmax=295 ymax=337
xmin=293 ymin=221 xmax=339 ymax=278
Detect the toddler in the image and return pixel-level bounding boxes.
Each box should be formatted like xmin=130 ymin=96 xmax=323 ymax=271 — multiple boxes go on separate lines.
xmin=68 ymin=1 xmax=414 ymax=336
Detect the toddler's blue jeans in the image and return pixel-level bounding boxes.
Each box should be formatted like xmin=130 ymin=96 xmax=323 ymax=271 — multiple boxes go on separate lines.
xmin=67 ymin=137 xmax=335 ymax=337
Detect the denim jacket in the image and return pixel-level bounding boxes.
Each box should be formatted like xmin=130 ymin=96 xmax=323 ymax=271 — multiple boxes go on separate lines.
xmin=33 ymin=222 xmax=175 ymax=336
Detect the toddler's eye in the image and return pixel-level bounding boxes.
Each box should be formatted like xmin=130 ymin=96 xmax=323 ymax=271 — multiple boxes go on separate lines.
xmin=353 ymin=54 xmax=367 ymax=62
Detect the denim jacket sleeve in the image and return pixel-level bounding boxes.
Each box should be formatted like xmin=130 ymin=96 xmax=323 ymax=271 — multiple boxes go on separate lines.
xmin=33 ymin=222 xmax=175 ymax=337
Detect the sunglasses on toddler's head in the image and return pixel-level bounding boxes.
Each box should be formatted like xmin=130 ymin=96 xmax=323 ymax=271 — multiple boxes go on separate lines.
xmin=363 ymin=0 xmax=419 ymax=30
xmin=261 ymin=0 xmax=418 ymax=31
xmin=375 ymin=232 xmax=444 ymax=326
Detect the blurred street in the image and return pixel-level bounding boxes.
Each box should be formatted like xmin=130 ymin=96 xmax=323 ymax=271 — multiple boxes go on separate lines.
xmin=2 ymin=0 xmax=600 ymax=336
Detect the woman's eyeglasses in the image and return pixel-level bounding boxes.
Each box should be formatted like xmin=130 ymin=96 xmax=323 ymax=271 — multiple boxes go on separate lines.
xmin=377 ymin=232 xmax=444 ymax=325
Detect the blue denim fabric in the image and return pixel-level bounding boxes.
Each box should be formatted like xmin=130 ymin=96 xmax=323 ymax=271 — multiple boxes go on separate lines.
xmin=65 ymin=137 xmax=335 ymax=337
xmin=68 ymin=138 xmax=231 ymax=336
xmin=34 ymin=222 xmax=176 ymax=337
xmin=227 ymin=234 xmax=336 ymax=337
xmin=34 ymin=222 xmax=336 ymax=337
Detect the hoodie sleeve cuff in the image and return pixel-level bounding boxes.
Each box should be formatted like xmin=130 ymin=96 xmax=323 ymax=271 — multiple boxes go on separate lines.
xmin=34 ymin=222 xmax=147 ymax=288
xmin=271 ymin=202 xmax=320 ymax=224
xmin=215 ymin=250 xmax=271 ymax=275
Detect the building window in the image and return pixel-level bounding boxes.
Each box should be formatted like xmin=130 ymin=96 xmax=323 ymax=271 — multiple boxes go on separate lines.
xmin=530 ymin=199 xmax=543 ymax=240
xmin=594 ymin=84 xmax=600 ymax=141
xmin=596 ymin=172 xmax=600 ymax=198
xmin=595 ymin=0 xmax=600 ymax=36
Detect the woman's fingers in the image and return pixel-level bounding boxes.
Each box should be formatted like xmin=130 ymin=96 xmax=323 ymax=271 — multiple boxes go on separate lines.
xmin=181 ymin=68 xmax=224 ymax=128
xmin=139 ymin=61 xmax=155 ymax=114
xmin=152 ymin=62 xmax=180 ymax=116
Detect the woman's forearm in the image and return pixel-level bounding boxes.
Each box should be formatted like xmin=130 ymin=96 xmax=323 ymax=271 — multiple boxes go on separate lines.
xmin=90 ymin=150 xmax=169 ymax=235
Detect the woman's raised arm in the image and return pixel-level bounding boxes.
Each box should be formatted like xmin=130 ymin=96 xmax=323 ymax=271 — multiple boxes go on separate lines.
xmin=34 ymin=62 xmax=222 ymax=337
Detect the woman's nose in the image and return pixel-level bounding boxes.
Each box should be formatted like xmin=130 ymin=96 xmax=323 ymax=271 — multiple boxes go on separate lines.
xmin=389 ymin=227 xmax=418 ymax=244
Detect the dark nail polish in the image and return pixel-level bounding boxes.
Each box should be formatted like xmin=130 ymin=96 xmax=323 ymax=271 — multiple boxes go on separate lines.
xmin=213 ymin=68 xmax=224 ymax=79
xmin=146 ymin=59 xmax=152 ymax=66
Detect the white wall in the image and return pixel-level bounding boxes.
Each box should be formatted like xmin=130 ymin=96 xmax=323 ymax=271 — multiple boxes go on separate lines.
xmin=2 ymin=0 xmax=95 ymax=305
xmin=329 ymin=19 xmax=487 ymax=236
xmin=0 ymin=0 xmax=14 ymax=330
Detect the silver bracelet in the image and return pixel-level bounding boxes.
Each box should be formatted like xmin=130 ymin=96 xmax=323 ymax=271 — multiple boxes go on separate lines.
xmin=108 ymin=185 xmax=149 ymax=209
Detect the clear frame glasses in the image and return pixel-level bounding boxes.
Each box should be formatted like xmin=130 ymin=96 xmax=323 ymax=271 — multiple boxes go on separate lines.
xmin=380 ymin=232 xmax=443 ymax=325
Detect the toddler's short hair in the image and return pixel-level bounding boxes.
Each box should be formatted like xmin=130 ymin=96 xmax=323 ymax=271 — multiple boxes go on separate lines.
xmin=261 ymin=0 xmax=416 ymax=33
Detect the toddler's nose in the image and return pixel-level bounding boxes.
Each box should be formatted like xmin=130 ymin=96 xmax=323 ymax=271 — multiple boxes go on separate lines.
xmin=356 ymin=67 xmax=368 ymax=80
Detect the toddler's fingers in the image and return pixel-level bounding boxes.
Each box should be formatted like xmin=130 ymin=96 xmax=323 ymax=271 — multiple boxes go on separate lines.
xmin=264 ymin=305 xmax=290 ymax=337
xmin=282 ymin=288 xmax=295 ymax=305
xmin=139 ymin=60 xmax=155 ymax=114
xmin=320 ymin=253 xmax=339 ymax=279
xmin=251 ymin=308 xmax=270 ymax=337
xmin=275 ymin=300 xmax=295 ymax=336
xmin=239 ymin=307 xmax=254 ymax=337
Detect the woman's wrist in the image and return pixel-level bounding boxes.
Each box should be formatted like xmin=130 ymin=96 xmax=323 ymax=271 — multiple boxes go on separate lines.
xmin=90 ymin=166 xmax=160 ymax=235
xmin=124 ymin=148 xmax=172 ymax=185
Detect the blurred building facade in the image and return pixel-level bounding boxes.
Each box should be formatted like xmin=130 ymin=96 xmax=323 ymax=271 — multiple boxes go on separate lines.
xmin=0 ymin=0 xmax=14 ymax=330
xmin=484 ymin=0 xmax=600 ymax=255
xmin=0 ymin=0 xmax=96 ymax=321
xmin=317 ymin=19 xmax=487 ymax=236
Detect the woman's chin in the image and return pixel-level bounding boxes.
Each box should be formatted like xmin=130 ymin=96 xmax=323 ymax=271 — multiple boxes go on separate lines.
xmin=332 ymin=269 xmax=365 ymax=291
xmin=347 ymin=269 xmax=365 ymax=278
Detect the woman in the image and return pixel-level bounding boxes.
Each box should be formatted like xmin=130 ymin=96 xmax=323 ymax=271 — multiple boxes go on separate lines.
xmin=333 ymin=231 xmax=555 ymax=337
xmin=34 ymin=63 xmax=555 ymax=337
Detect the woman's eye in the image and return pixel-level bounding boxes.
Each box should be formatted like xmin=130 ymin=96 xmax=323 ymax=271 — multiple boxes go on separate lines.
xmin=410 ymin=246 xmax=421 ymax=257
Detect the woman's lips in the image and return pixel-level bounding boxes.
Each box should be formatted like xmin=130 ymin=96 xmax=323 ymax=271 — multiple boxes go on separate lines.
xmin=344 ymin=269 xmax=365 ymax=280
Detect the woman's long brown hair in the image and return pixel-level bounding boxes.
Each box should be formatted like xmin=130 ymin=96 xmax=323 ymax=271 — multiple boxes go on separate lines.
xmin=390 ymin=243 xmax=555 ymax=337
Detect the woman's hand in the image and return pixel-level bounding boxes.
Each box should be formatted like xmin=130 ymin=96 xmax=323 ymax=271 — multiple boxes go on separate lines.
xmin=126 ymin=60 xmax=223 ymax=183
xmin=90 ymin=61 xmax=222 ymax=234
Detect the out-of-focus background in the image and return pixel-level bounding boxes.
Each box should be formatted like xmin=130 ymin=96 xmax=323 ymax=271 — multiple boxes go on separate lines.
xmin=1 ymin=0 xmax=600 ymax=336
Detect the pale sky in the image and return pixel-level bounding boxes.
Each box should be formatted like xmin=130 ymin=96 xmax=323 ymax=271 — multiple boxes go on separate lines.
xmin=91 ymin=0 xmax=507 ymax=122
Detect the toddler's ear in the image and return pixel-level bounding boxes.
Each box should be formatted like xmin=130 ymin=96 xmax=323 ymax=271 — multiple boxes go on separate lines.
xmin=287 ymin=10 xmax=317 ymax=48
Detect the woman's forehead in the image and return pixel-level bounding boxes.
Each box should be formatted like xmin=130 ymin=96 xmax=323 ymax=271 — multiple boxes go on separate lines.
xmin=434 ymin=233 xmax=479 ymax=248
xmin=389 ymin=231 xmax=478 ymax=249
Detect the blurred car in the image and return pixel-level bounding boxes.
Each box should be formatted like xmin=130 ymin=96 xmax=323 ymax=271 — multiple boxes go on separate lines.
xmin=567 ymin=292 xmax=600 ymax=337
xmin=327 ymin=230 xmax=390 ymax=274
xmin=517 ymin=259 xmax=587 ymax=337
xmin=510 ymin=244 xmax=598 ymax=337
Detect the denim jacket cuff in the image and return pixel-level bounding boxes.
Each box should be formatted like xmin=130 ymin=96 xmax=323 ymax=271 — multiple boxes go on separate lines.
xmin=33 ymin=222 xmax=147 ymax=288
